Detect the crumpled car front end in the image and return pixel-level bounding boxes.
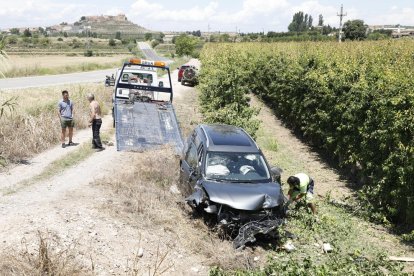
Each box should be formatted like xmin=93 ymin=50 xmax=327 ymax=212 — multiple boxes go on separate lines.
xmin=185 ymin=180 xmax=286 ymax=249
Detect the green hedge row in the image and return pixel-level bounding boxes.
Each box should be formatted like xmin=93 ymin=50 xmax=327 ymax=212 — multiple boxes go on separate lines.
xmin=198 ymin=45 xmax=259 ymax=138
xmin=199 ymin=41 xmax=414 ymax=225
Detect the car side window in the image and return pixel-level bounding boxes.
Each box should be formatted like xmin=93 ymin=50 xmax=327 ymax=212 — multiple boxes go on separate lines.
xmin=185 ymin=142 xmax=198 ymax=169
xmin=197 ymin=144 xmax=204 ymax=166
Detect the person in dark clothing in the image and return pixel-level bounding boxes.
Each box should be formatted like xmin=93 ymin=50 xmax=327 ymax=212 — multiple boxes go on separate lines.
xmin=87 ymin=93 xmax=104 ymax=151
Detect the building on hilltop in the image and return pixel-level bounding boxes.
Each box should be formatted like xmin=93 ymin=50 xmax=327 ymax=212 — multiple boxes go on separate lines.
xmin=85 ymin=14 xmax=127 ymax=23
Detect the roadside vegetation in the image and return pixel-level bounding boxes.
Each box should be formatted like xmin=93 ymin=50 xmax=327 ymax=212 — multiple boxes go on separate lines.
xmin=0 ymin=231 xmax=90 ymax=275
xmin=2 ymin=55 xmax=130 ymax=78
xmin=198 ymin=48 xmax=259 ymax=137
xmin=199 ymin=40 xmax=414 ymax=274
xmin=155 ymin=34 xmax=204 ymax=59
xmin=0 ymin=84 xmax=112 ymax=167
xmin=3 ymin=35 xmax=134 ymax=56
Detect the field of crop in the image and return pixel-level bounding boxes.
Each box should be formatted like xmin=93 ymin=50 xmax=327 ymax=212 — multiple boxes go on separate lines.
xmin=199 ymin=40 xmax=414 ymax=227
xmin=4 ymin=36 xmax=132 ymax=55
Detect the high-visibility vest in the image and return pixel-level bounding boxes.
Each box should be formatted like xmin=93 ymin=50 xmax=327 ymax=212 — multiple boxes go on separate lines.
xmin=295 ymin=173 xmax=311 ymax=194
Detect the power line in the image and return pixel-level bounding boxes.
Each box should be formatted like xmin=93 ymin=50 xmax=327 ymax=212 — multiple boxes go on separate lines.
xmin=337 ymin=4 xmax=347 ymax=42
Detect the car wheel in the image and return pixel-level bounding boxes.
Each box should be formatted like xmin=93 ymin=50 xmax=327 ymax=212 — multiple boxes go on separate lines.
xmin=112 ymin=107 xmax=115 ymax=128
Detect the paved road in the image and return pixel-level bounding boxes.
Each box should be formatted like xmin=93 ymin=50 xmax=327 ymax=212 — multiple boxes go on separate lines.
xmin=0 ymin=68 xmax=117 ymax=90
xmin=138 ymin=42 xmax=172 ymax=63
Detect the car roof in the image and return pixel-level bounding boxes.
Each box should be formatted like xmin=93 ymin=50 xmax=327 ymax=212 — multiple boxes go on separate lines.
xmin=197 ymin=124 xmax=260 ymax=153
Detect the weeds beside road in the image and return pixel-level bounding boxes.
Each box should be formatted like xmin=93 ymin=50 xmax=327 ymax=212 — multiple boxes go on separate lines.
xmin=1 ymin=55 xmax=130 ymax=78
xmin=0 ymin=83 xmax=112 ymax=166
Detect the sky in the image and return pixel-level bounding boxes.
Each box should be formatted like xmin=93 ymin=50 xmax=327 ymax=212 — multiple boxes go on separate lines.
xmin=0 ymin=0 xmax=414 ymax=32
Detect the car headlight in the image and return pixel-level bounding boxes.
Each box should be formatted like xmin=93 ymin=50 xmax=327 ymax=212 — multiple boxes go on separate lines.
xmin=204 ymin=205 xmax=218 ymax=214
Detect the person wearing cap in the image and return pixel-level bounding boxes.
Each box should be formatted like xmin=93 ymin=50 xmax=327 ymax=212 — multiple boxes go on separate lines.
xmin=287 ymin=173 xmax=317 ymax=214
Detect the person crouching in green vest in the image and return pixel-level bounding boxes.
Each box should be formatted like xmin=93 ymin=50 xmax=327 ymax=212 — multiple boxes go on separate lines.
xmin=287 ymin=173 xmax=317 ymax=215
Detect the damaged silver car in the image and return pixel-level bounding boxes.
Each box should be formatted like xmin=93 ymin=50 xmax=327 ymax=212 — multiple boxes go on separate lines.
xmin=179 ymin=124 xmax=286 ymax=249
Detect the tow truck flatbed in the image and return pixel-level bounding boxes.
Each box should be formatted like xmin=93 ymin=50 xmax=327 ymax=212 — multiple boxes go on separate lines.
xmin=113 ymin=58 xmax=183 ymax=153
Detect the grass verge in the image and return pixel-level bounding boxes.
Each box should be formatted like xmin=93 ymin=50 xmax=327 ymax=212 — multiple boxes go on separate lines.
xmin=4 ymin=61 xmax=122 ymax=78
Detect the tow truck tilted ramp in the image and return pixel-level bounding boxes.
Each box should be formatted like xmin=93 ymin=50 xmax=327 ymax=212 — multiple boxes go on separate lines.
xmin=113 ymin=58 xmax=184 ymax=152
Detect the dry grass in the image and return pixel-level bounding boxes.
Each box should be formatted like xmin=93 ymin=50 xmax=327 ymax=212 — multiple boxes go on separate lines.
xmin=96 ymin=147 xmax=264 ymax=272
xmin=0 ymin=231 xmax=91 ymax=275
xmin=0 ymin=83 xmax=112 ymax=165
xmin=2 ymin=55 xmax=129 ymax=77
xmin=5 ymin=55 xmax=127 ymax=70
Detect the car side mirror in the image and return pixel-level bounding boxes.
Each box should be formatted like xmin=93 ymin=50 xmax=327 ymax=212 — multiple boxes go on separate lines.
xmin=270 ymin=166 xmax=283 ymax=183
xmin=158 ymin=81 xmax=164 ymax=87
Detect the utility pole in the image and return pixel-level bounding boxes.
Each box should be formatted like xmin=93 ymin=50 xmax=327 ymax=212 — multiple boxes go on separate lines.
xmin=337 ymin=4 xmax=347 ymax=42
xmin=207 ymin=23 xmax=210 ymax=42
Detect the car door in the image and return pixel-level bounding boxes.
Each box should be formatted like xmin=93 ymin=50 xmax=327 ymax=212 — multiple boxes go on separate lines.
xmin=180 ymin=141 xmax=199 ymax=196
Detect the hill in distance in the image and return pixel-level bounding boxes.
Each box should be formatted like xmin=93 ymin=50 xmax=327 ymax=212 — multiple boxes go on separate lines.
xmin=52 ymin=14 xmax=152 ymax=37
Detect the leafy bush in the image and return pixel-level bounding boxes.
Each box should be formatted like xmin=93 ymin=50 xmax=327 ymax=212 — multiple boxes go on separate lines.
xmin=39 ymin=37 xmax=50 ymax=46
xmin=108 ymin=38 xmax=116 ymax=47
xmin=266 ymin=253 xmax=404 ymax=275
xmin=174 ymin=34 xmax=198 ymax=57
xmin=151 ymin=39 xmax=160 ymax=48
xmin=83 ymin=49 xmax=93 ymax=57
xmin=6 ymin=36 xmax=18 ymax=44
xmin=401 ymin=230 xmax=414 ymax=243
xmin=70 ymin=38 xmax=81 ymax=48
xmin=199 ymin=45 xmax=259 ymax=138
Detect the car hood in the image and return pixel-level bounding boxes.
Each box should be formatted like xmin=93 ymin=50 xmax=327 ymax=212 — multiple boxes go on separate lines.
xmin=201 ymin=180 xmax=284 ymax=211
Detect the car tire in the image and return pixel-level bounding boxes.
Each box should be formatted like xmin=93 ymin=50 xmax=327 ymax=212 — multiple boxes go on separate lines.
xmin=112 ymin=107 xmax=115 ymax=128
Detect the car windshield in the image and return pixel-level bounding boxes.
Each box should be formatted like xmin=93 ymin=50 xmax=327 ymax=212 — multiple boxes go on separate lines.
xmin=205 ymin=152 xmax=270 ymax=182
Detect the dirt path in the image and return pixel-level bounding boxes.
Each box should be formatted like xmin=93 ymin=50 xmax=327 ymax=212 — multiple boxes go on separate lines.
xmin=0 ymin=115 xmax=112 ymax=193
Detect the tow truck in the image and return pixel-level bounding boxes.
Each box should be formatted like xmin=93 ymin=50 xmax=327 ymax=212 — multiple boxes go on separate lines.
xmin=112 ymin=58 xmax=183 ymax=152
